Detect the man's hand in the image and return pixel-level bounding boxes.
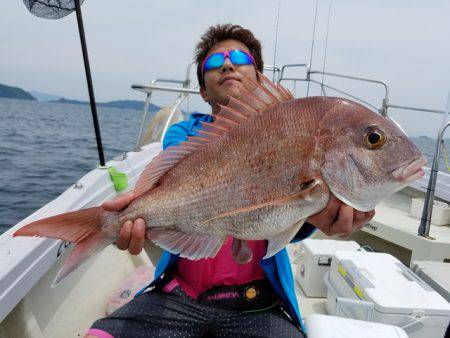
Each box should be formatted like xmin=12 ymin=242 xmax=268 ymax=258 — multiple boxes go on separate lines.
xmin=102 ymin=192 xmax=147 ymax=255
xmin=306 ymin=195 xmax=375 ymax=238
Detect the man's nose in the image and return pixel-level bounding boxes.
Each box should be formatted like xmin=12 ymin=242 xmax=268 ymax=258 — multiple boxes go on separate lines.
xmin=220 ymin=57 xmax=235 ymax=73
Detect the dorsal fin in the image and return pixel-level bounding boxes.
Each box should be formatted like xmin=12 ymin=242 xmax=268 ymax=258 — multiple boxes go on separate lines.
xmin=217 ymin=104 xmax=248 ymax=122
xmin=276 ymin=83 xmax=294 ymax=100
xmin=133 ymin=72 xmax=293 ymax=198
xmin=238 ymin=86 xmax=271 ymax=111
xmin=246 ymin=76 xmax=279 ymax=106
xmin=200 ymin=121 xmax=229 ymax=134
xmin=260 ymin=74 xmax=294 ymax=101
xmin=228 ymin=97 xmax=258 ymax=117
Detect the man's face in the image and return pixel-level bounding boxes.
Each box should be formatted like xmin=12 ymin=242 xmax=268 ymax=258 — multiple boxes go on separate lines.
xmin=200 ymin=39 xmax=258 ymax=114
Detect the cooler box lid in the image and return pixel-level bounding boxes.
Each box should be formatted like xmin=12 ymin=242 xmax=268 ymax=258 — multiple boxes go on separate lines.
xmin=302 ymin=238 xmax=360 ymax=255
xmin=332 ymin=251 xmax=450 ymax=316
xmin=411 ymin=260 xmax=450 ymax=302
xmin=305 ymin=314 xmax=408 ymax=338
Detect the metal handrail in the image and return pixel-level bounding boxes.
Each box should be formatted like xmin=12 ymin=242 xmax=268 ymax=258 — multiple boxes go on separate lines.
xmin=278 ymin=64 xmax=448 ymax=118
xmin=132 ymin=84 xmax=200 ymax=95
xmin=264 ymin=65 xmax=281 ymax=72
xmin=263 ymin=64 xmax=281 ymax=82
xmin=386 ymin=103 xmax=445 ymax=115
xmin=135 ymin=79 xmax=181 ymax=150
xmin=278 ymin=64 xmax=391 ymax=115
xmin=279 ymin=63 xmax=310 ymax=80
xmin=278 ymin=64 xmax=310 ymax=97
xmin=297 ymin=78 xmax=380 ymax=111
xmin=133 ymin=64 xmax=200 ymax=150
xmin=418 ymin=120 xmax=450 ymax=238
xmin=183 ymin=61 xmax=197 ymax=113
xmin=133 ymin=83 xmax=201 ymax=150
xmin=309 ymin=70 xmax=389 ymax=116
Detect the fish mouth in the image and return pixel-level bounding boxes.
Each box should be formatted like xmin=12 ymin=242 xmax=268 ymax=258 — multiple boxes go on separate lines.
xmin=391 ymin=156 xmax=427 ymax=182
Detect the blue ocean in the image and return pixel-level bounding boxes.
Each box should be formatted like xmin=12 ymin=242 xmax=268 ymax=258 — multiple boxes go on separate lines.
xmin=0 ymin=98 xmax=141 ymax=234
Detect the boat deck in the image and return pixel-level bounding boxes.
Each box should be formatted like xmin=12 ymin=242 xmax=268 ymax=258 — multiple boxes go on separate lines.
xmin=357 ymin=190 xmax=450 ymax=264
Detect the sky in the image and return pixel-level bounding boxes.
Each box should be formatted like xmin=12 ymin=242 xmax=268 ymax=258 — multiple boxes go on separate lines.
xmin=1 ymin=0 xmax=450 ymax=137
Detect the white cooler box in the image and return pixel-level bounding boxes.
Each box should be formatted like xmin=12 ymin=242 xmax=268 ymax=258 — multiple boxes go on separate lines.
xmin=325 ymin=250 xmax=450 ymax=338
xmin=295 ymin=239 xmax=360 ymax=297
xmin=305 ymin=314 xmax=408 ymax=338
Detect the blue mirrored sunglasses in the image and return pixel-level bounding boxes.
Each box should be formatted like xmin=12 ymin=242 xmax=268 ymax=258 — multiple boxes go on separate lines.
xmin=202 ymin=49 xmax=256 ymax=73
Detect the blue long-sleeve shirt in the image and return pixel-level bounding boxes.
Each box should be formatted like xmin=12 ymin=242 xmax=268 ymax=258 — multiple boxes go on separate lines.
xmin=141 ymin=113 xmax=316 ymax=331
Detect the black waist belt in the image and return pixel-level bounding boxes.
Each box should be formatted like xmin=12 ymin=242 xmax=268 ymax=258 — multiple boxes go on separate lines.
xmin=197 ymin=278 xmax=281 ymax=312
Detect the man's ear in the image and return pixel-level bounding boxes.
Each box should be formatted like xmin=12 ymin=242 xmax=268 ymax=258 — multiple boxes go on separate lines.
xmin=200 ymin=87 xmax=209 ymax=103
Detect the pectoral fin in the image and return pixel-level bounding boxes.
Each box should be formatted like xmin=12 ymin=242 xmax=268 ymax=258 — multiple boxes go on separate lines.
xmin=147 ymin=228 xmax=226 ymax=260
xmin=203 ymin=179 xmax=322 ymax=224
xmin=264 ymin=218 xmax=306 ymax=259
xmin=231 ymin=238 xmax=253 ymax=264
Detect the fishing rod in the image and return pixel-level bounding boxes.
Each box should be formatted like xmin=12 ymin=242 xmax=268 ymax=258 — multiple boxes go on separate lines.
xmin=23 ymin=0 xmax=105 ymax=166
xmin=418 ymin=90 xmax=450 ymax=238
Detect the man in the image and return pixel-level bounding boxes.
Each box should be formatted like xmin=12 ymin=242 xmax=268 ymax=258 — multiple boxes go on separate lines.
xmin=86 ymin=24 xmax=374 ymax=337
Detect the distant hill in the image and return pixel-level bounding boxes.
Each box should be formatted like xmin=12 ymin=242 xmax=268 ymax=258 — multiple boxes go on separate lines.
xmin=0 ymin=83 xmax=159 ymax=111
xmin=51 ymin=97 xmax=161 ymax=111
xmin=0 ymin=83 xmax=36 ymax=100
xmin=30 ymin=90 xmax=63 ymax=102
xmin=53 ymin=98 xmax=159 ymax=111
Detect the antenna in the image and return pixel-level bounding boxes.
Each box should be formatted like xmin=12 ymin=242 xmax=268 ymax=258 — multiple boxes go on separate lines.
xmin=272 ymin=0 xmax=282 ymax=82
xmin=320 ymin=0 xmax=332 ymax=96
xmin=307 ymin=0 xmax=320 ymax=97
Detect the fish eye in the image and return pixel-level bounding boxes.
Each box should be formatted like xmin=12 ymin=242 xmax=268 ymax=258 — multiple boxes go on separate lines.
xmin=363 ymin=126 xmax=386 ymax=149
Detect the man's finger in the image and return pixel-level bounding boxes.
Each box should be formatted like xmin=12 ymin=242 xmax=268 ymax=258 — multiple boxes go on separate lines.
xmin=116 ymin=220 xmax=132 ymax=250
xmin=353 ymin=209 xmax=376 ymax=228
xmin=353 ymin=210 xmax=366 ymax=222
xmin=330 ymin=204 xmax=353 ymax=235
xmin=324 ymin=195 xmax=341 ymax=220
xmin=366 ymin=210 xmax=376 ymax=220
xmin=102 ymin=191 xmax=134 ymax=212
xmin=128 ymin=219 xmax=146 ymax=255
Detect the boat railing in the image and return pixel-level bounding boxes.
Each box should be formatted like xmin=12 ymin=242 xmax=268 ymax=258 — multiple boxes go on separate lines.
xmin=278 ymin=64 xmax=447 ymax=117
xmin=279 ymin=64 xmax=389 ymax=115
xmin=263 ymin=65 xmax=281 ymax=82
xmin=132 ymin=62 xmax=202 ymax=150
xmin=132 ymin=83 xmax=200 ymax=150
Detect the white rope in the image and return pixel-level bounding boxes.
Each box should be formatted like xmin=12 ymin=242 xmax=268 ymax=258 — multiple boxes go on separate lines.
xmin=272 ymin=0 xmax=282 ymax=82
xmin=307 ymin=0 xmax=320 ymax=97
xmin=321 ymin=0 xmax=332 ymax=96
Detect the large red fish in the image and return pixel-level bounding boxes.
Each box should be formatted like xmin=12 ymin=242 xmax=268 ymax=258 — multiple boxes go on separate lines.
xmin=14 ymin=74 xmax=426 ymax=284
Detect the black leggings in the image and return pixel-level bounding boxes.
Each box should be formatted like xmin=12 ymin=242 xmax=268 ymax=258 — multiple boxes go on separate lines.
xmin=89 ymin=287 xmax=305 ymax=338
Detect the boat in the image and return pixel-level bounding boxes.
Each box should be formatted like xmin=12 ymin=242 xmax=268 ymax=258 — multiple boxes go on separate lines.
xmin=1 ymin=1 xmax=449 ymax=337
xmin=1 ymin=59 xmax=449 ymax=337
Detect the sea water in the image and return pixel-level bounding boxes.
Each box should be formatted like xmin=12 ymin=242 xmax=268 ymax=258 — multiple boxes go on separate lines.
xmin=0 ymin=98 xmax=140 ymax=234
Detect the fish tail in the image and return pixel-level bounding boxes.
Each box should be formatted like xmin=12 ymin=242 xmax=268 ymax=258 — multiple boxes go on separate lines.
xmin=14 ymin=207 xmax=108 ymax=242
xmin=52 ymin=226 xmax=115 ymax=286
xmin=14 ymin=207 xmax=117 ymax=285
